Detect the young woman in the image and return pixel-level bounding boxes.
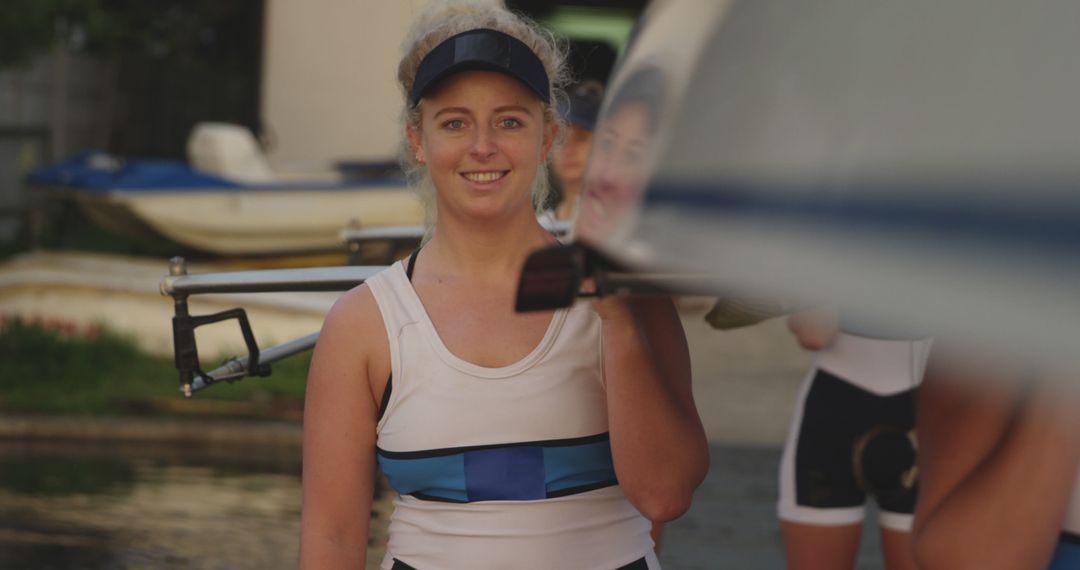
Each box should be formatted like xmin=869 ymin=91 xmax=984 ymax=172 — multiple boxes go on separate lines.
xmin=551 ymin=80 xmax=604 ymax=221
xmin=298 ymin=2 xmax=708 ymax=568
xmin=779 ymin=308 xmax=929 ymax=570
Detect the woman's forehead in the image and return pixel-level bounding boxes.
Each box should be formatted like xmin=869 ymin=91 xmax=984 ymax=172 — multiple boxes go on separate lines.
xmin=421 ymin=70 xmax=545 ymax=113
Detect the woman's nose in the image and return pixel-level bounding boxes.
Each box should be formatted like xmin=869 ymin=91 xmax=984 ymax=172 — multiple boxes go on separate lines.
xmin=469 ymin=126 xmax=497 ymax=159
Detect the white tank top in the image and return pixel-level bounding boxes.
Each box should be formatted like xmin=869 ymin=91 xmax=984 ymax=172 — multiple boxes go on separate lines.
xmin=814 ymin=333 xmax=933 ymax=395
xmin=366 ymin=261 xmax=655 ymax=570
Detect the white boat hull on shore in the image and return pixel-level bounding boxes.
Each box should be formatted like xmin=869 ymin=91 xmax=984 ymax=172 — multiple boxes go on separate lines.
xmin=0 ymin=251 xmax=338 ymax=357
xmin=110 ymin=186 xmax=423 ymax=255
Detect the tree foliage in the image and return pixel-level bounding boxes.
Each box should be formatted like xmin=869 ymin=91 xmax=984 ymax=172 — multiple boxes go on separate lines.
xmin=1 ymin=0 xmax=263 ymax=158
xmin=0 ymin=0 xmax=260 ymax=71
xmin=0 ymin=0 xmax=111 ymax=68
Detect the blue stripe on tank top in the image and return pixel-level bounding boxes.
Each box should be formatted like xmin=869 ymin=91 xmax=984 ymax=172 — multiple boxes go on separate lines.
xmin=465 ymin=446 xmax=546 ymax=501
xmin=1049 ymin=534 xmax=1080 ymax=570
xmin=377 ymin=453 xmax=470 ymax=502
xmin=544 ymin=438 xmax=617 ymax=495
xmin=376 ymin=433 xmax=617 ymax=502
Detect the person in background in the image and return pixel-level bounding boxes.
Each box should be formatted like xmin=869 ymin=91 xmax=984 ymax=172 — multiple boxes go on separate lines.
xmin=550 ymin=80 xmax=604 ymax=221
xmin=779 ymin=307 xmax=929 ymax=570
xmin=912 ymin=349 xmax=1080 ymax=570
xmin=298 ymin=2 xmax=708 ymax=568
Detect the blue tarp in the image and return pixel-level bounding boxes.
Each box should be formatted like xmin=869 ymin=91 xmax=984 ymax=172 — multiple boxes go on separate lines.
xmin=27 ymin=151 xmax=409 ymax=192
xmin=27 ymin=151 xmax=239 ymax=192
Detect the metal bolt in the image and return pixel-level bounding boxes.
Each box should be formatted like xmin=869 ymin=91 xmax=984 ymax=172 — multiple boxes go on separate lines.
xmin=169 ymin=257 xmax=188 ymax=276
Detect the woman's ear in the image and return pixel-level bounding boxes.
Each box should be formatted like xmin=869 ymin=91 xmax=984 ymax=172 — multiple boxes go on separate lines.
xmin=407 ymin=124 xmax=425 ymax=164
xmin=540 ymin=121 xmax=559 ymax=161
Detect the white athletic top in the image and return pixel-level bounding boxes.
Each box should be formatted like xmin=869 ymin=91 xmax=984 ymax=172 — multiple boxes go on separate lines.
xmin=814 ymin=333 xmax=933 ymax=395
xmin=366 ymin=261 xmax=655 ymax=570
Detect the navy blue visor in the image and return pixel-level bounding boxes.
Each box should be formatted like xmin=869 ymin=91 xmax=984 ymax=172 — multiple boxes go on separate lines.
xmin=411 ymin=29 xmax=550 ymax=106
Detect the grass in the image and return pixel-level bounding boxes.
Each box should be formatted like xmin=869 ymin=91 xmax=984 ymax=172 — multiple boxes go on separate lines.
xmin=0 ymin=318 xmax=310 ymax=419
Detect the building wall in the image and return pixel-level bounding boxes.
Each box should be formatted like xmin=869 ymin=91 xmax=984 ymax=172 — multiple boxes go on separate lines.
xmin=0 ymin=51 xmax=111 ymax=243
xmin=261 ymin=0 xmax=431 ymax=168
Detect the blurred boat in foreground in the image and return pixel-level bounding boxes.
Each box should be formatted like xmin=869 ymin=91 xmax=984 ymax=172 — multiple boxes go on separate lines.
xmin=534 ymin=0 xmax=1080 ymax=365
xmin=28 ymin=123 xmax=423 ymax=256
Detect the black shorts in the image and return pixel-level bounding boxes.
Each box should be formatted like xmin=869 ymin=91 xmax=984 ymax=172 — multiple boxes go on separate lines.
xmin=778 ymin=368 xmax=919 ymax=529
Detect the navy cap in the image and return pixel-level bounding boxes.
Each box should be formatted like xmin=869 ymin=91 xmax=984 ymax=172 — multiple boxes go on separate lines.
xmin=411 ymin=29 xmax=550 ymax=106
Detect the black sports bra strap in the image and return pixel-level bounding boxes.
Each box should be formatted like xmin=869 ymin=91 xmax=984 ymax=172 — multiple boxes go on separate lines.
xmin=377 ymin=375 xmax=392 ymax=422
xmin=406 ymin=249 xmax=419 ymax=282
xmin=381 ymin=249 xmax=420 ymax=421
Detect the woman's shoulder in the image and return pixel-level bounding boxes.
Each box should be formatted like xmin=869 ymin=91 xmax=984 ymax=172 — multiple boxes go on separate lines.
xmin=324 ymin=264 xmax=401 ymax=329
xmin=319 ymin=283 xmax=389 ymax=357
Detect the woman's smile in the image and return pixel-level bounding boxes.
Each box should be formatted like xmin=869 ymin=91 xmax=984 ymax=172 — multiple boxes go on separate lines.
xmin=460 ymin=170 xmax=509 ymax=185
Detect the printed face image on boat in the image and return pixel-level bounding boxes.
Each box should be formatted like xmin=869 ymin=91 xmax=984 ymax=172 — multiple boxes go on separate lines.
xmin=577 ymin=65 xmax=667 ymax=247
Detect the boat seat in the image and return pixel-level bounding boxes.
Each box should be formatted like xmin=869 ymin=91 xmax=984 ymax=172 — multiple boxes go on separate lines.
xmin=187 ymin=122 xmax=275 ymax=183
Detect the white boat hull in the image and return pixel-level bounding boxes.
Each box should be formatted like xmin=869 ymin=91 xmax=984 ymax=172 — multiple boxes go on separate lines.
xmin=0 ymin=251 xmax=336 ymax=357
xmin=93 ymin=186 xmax=423 ymax=255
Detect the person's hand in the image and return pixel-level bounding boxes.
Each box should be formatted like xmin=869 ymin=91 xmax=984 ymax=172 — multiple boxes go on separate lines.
xmin=581 ymin=277 xmax=636 ymax=324
xmin=593 ymin=294 xmax=636 ymax=326
xmin=786 ymin=307 xmax=839 ymax=350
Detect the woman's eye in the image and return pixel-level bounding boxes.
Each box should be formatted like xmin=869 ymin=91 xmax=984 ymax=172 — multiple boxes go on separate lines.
xmin=500 ymin=118 xmax=521 ymax=128
xmin=445 ymin=119 xmax=465 ymax=130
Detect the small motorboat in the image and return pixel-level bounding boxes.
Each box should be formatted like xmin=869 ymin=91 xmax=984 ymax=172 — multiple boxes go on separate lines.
xmin=28 ymin=123 xmax=423 ymax=256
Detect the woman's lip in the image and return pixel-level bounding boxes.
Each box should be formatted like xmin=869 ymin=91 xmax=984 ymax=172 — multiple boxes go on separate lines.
xmin=459 ymin=170 xmax=509 ymax=185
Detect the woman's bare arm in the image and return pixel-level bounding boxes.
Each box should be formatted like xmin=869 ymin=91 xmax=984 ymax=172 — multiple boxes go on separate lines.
xmin=598 ymin=296 xmax=709 ymax=522
xmin=299 ymin=287 xmax=387 ymax=569
xmin=913 ymin=356 xmax=1080 ymax=570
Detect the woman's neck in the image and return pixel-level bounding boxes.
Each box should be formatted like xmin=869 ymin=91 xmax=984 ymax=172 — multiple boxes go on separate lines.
xmin=423 ymin=210 xmax=554 ymax=281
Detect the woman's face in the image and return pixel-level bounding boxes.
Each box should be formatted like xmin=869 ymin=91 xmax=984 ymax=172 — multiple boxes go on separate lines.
xmin=409 ymin=70 xmax=556 ymax=224
xmin=577 ymin=101 xmax=653 ymax=243
xmin=552 ymin=124 xmax=594 ymax=192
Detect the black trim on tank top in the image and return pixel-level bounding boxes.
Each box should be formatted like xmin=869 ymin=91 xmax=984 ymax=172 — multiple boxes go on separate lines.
xmin=407 ymin=479 xmax=618 ymax=504
xmin=377 ymin=249 xmax=421 ymax=421
xmin=376 ymin=374 xmax=393 ymax=422
xmin=391 ymin=556 xmax=649 ymax=569
xmin=409 ymin=492 xmax=469 ymax=504
xmin=545 ymin=479 xmax=619 ymax=498
xmin=406 ymin=248 xmax=419 ymax=280
xmin=1062 ymin=531 xmax=1080 ymax=545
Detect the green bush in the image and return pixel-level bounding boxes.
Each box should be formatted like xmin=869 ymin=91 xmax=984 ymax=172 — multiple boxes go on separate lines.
xmin=0 ymin=318 xmax=309 ymax=417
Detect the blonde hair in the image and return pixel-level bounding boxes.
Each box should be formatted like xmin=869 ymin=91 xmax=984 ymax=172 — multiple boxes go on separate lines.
xmin=397 ymin=0 xmax=568 ymax=239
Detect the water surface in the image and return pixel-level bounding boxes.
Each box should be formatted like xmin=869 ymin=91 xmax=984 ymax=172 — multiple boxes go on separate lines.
xmin=0 ymin=440 xmax=310 ymax=569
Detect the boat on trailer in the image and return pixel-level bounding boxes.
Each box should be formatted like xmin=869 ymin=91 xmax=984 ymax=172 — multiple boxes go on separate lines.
xmin=28 ymin=123 xmax=423 ymax=256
